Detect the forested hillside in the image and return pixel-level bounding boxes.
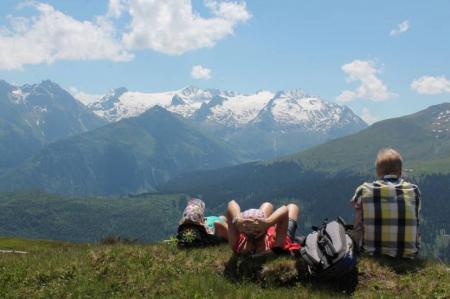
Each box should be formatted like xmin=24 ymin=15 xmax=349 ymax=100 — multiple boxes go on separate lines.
xmin=0 ymin=107 xmax=239 ymax=196
xmin=0 ymin=192 xmax=185 ymax=243
xmin=0 ymin=172 xmax=448 ymax=261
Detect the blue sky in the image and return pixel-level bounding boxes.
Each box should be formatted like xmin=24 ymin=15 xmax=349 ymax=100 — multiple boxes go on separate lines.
xmin=0 ymin=0 xmax=449 ymax=123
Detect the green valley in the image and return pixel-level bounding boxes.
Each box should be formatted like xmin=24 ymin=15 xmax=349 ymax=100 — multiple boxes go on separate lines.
xmin=0 ymin=106 xmax=239 ymax=196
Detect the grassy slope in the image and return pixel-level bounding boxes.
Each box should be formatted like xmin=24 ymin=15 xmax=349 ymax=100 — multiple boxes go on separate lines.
xmin=280 ymin=102 xmax=450 ymax=175
xmin=291 ymin=125 xmax=448 ymax=175
xmin=0 ymin=238 xmax=449 ymax=298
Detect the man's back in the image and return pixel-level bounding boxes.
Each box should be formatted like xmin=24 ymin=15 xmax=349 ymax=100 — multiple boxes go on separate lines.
xmin=352 ymin=175 xmax=421 ymax=258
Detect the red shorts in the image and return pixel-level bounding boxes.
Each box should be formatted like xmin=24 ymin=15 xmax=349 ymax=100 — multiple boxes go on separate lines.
xmin=233 ymin=226 xmax=300 ymax=254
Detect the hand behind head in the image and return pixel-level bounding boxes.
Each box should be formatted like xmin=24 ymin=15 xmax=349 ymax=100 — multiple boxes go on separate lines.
xmin=240 ymin=219 xmax=267 ymax=237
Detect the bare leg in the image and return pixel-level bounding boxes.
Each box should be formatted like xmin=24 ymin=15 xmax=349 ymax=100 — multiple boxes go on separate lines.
xmin=214 ymin=219 xmax=228 ymax=240
xmin=271 ymin=206 xmax=289 ymax=248
xmin=287 ymin=203 xmax=300 ymax=221
xmin=287 ymin=203 xmax=300 ymax=240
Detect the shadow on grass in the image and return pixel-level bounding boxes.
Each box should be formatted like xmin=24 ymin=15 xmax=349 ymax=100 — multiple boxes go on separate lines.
xmin=224 ymin=254 xmax=272 ymax=283
xmin=224 ymin=254 xmax=359 ymax=295
xmin=306 ymin=267 xmax=359 ymax=295
xmin=366 ymin=255 xmax=428 ymax=274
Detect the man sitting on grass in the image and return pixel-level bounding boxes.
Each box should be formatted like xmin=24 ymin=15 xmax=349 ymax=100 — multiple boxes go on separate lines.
xmin=351 ymin=148 xmax=421 ymax=258
xmin=226 ymin=200 xmax=300 ymax=256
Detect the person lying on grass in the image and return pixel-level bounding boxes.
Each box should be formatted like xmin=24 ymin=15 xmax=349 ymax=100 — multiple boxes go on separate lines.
xmin=226 ymin=200 xmax=301 ymax=255
xmin=178 ymin=198 xmax=229 ymax=245
xmin=205 ymin=215 xmax=229 ymax=240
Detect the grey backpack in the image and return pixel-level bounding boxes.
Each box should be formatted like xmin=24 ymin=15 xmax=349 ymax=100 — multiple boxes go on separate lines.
xmin=300 ymin=217 xmax=357 ymax=280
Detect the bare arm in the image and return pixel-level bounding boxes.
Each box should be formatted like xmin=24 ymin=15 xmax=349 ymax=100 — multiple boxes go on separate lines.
xmin=264 ymin=205 xmax=288 ymax=227
xmin=246 ymin=205 xmax=289 ymax=246
xmin=350 ymin=187 xmax=364 ymax=250
xmin=226 ymin=200 xmax=241 ymax=250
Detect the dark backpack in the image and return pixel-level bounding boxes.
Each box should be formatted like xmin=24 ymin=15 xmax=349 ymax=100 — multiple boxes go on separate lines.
xmin=300 ymin=217 xmax=357 ymax=280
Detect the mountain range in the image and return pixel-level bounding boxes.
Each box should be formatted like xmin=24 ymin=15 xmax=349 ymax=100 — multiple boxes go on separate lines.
xmin=0 ymin=79 xmax=370 ymax=196
xmin=162 ymin=102 xmax=450 ymax=198
xmin=3 ymin=78 xmax=449 ymax=200
xmin=0 ymin=107 xmax=238 ymax=196
xmin=0 ymin=80 xmax=105 ymax=174
xmin=83 ymin=86 xmax=367 ymax=160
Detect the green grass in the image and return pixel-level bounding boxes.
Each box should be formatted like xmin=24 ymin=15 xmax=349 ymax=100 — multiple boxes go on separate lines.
xmin=0 ymin=237 xmax=77 ymax=252
xmin=0 ymin=238 xmax=449 ymax=298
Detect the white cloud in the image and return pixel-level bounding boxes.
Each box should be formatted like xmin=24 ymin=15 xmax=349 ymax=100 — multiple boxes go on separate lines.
xmin=204 ymin=0 xmax=252 ymax=22
xmin=0 ymin=2 xmax=132 ymax=70
xmin=337 ymin=59 xmax=397 ymax=102
xmin=107 ymin=0 xmax=127 ymax=18
xmin=411 ymin=75 xmax=450 ymax=95
xmin=336 ymin=90 xmax=357 ymax=103
xmin=0 ymin=1 xmax=251 ymax=70
xmin=68 ymin=86 xmax=103 ymax=105
xmin=191 ymin=65 xmax=212 ymax=80
xmin=361 ymin=107 xmax=378 ymax=125
xmin=390 ymin=20 xmax=410 ymax=36
xmin=122 ymin=0 xmax=251 ymax=55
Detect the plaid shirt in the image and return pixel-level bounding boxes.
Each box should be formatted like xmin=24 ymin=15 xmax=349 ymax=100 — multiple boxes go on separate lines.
xmin=351 ymin=175 xmax=421 ymax=258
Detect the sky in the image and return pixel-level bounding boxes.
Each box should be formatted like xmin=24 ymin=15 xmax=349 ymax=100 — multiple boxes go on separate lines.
xmin=0 ymin=0 xmax=450 ymax=123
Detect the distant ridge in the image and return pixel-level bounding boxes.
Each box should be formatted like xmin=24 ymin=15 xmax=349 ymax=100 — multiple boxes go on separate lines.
xmin=162 ymin=102 xmax=450 ymax=197
xmin=290 ymin=102 xmax=450 ymax=174
xmin=0 ymin=106 xmax=238 ymax=196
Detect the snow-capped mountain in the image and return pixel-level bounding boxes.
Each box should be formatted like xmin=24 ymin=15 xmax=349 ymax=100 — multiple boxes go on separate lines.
xmin=84 ymin=86 xmax=366 ymax=131
xmin=251 ymin=89 xmax=366 ymax=131
xmin=77 ymin=85 xmax=367 ymax=160
xmin=3 ymin=80 xmax=105 ymax=140
xmin=88 ymin=86 xmax=218 ymax=122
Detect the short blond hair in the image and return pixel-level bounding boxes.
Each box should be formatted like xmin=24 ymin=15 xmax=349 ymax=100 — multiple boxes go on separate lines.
xmin=375 ymin=148 xmax=403 ymax=177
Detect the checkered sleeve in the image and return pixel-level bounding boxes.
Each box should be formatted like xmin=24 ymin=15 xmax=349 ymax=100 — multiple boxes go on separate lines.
xmin=415 ymin=185 xmax=422 ymax=216
xmin=416 ymin=185 xmax=422 ymax=250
